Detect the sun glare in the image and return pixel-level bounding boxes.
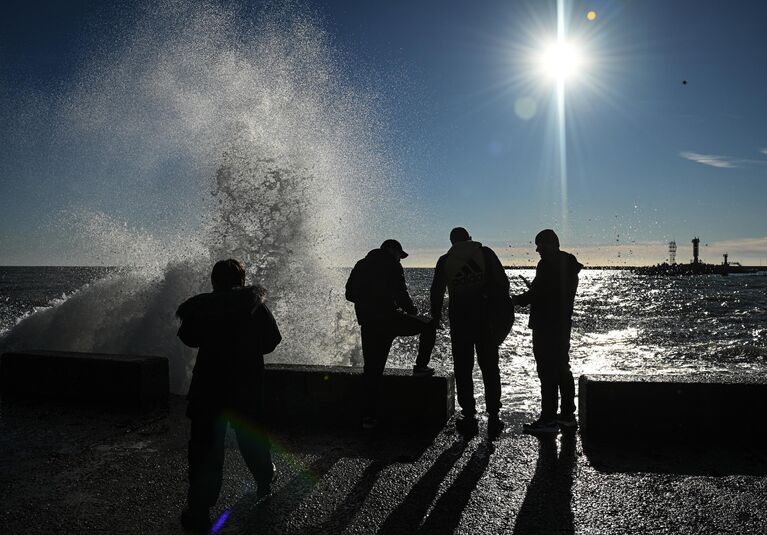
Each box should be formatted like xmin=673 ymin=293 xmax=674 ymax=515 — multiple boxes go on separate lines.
xmin=540 ymin=41 xmax=583 ymax=81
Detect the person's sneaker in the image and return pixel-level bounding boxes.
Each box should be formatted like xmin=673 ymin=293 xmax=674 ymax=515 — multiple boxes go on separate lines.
xmin=556 ymin=413 xmax=578 ymax=428
xmin=412 ymin=365 xmax=435 ymax=377
xmin=180 ymin=507 xmax=212 ymax=534
xmin=522 ymin=418 xmax=559 ymax=434
xmin=487 ymin=416 xmax=504 ymax=439
xmin=455 ymin=416 xmax=479 ymax=436
xmin=362 ymin=416 xmax=378 ymax=430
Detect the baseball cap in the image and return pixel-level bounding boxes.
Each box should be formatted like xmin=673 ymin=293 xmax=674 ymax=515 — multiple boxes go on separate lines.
xmin=380 ymin=239 xmax=409 ymax=259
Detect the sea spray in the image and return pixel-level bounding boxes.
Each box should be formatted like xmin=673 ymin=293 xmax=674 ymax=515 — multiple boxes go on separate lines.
xmin=1 ymin=0 xmax=399 ymax=393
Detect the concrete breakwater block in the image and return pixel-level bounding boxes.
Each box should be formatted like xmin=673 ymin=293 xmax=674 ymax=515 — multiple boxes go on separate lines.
xmin=264 ymin=364 xmax=455 ymax=428
xmin=0 ymin=350 xmax=169 ymax=408
xmin=579 ymin=374 xmax=767 ymax=440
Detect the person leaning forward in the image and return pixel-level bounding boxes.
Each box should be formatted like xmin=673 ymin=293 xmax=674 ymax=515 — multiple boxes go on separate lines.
xmin=513 ymin=229 xmax=583 ymax=434
xmin=430 ymin=227 xmax=512 ymax=439
xmin=176 ymin=259 xmax=281 ymax=533
xmin=345 ymin=239 xmax=437 ymax=430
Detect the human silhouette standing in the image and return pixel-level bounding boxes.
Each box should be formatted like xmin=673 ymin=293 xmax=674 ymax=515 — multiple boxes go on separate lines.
xmin=346 ymin=239 xmax=436 ymax=429
xmin=513 ymin=229 xmax=582 ymax=434
xmin=176 ymin=259 xmax=281 ymax=533
xmin=430 ymin=227 xmax=512 ymax=438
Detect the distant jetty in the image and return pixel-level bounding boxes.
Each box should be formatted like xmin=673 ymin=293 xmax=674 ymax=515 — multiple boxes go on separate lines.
xmin=633 ymin=262 xmax=763 ymax=276
xmin=633 ymin=237 xmax=766 ymax=276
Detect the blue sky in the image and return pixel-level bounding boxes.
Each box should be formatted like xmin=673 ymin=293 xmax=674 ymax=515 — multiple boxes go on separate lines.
xmin=2 ymin=0 xmax=766 ymax=266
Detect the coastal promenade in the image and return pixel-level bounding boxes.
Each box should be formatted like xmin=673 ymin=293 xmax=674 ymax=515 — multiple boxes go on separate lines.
xmin=1 ymin=393 xmax=766 ymax=534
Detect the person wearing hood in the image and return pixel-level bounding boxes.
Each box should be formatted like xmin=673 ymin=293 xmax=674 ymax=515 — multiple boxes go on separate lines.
xmin=346 ymin=239 xmax=437 ymax=429
xmin=176 ymin=259 xmax=281 ymax=533
xmin=513 ymin=229 xmax=583 ymax=434
xmin=430 ymin=227 xmax=512 ymax=439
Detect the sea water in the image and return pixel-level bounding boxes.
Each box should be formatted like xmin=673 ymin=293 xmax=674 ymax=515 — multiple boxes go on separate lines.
xmin=3 ymin=266 xmax=765 ymax=414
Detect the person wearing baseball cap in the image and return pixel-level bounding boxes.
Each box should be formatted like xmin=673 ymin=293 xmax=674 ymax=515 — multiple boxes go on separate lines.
xmin=345 ymin=239 xmax=437 ymax=429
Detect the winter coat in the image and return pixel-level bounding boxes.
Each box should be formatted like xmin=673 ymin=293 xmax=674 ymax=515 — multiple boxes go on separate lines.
xmin=516 ymin=250 xmax=583 ymax=331
xmin=176 ymin=285 xmax=281 ymax=417
xmin=430 ymin=241 xmax=512 ymax=342
xmin=345 ymin=248 xmax=416 ymax=325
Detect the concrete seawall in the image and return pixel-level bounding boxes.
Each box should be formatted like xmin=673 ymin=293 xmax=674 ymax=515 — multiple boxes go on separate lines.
xmin=0 ymin=350 xmax=169 ymax=409
xmin=264 ymin=363 xmax=454 ymax=428
xmin=579 ymin=373 xmax=767 ymax=440
xmin=0 ymin=352 xmax=455 ymax=427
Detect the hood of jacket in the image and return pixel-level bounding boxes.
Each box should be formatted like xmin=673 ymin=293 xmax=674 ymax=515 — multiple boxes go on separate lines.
xmin=176 ymin=285 xmax=266 ymax=321
xmin=447 ymin=240 xmax=483 ymax=261
xmin=555 ymin=250 xmax=583 ymax=276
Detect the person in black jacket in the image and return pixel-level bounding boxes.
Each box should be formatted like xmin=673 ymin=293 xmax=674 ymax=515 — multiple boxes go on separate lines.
xmin=346 ymin=239 xmax=436 ymax=429
xmin=513 ymin=229 xmax=583 ymax=434
xmin=430 ymin=227 xmax=512 ymax=438
xmin=176 ymin=259 xmax=281 ymax=533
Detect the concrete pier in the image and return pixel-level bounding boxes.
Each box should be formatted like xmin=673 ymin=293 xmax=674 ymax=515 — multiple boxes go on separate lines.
xmin=264 ymin=363 xmax=455 ymax=428
xmin=0 ymin=350 xmax=169 ymax=409
xmin=579 ymin=373 xmax=767 ymax=440
xmin=0 ymin=352 xmax=455 ymax=427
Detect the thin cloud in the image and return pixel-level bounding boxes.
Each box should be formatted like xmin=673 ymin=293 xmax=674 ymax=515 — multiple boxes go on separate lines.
xmin=679 ymin=151 xmax=737 ymax=169
xmin=760 ymin=148 xmax=767 ymax=156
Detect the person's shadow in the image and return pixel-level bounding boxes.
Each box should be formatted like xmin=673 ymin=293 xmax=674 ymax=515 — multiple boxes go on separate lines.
xmin=512 ymin=431 xmax=576 ymax=534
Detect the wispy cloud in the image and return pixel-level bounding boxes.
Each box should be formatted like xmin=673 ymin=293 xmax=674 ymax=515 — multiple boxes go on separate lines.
xmin=760 ymin=148 xmax=767 ymax=156
xmin=679 ymin=151 xmax=737 ymax=168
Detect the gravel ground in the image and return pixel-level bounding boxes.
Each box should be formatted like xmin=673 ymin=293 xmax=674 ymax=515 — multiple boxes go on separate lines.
xmin=1 ymin=396 xmax=766 ymax=534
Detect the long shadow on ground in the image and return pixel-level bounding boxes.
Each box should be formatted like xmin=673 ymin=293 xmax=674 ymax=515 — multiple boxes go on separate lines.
xmin=512 ymin=431 xmax=576 ymax=535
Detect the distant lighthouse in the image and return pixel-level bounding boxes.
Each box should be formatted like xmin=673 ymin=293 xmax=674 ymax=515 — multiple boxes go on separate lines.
xmin=692 ymin=237 xmax=700 ymax=264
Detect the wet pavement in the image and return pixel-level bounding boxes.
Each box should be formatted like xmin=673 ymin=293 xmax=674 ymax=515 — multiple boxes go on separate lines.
xmin=1 ymin=396 xmax=766 ymax=534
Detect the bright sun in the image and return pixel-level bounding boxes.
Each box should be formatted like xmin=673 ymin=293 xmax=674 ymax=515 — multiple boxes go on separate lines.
xmin=540 ymin=41 xmax=583 ymax=82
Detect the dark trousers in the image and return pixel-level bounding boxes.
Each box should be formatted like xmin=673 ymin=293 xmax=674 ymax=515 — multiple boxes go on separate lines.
xmin=361 ymin=313 xmax=436 ymax=417
xmin=187 ymin=411 xmax=273 ymax=510
xmin=532 ymin=326 xmax=576 ymax=421
xmin=450 ymin=322 xmax=502 ymax=418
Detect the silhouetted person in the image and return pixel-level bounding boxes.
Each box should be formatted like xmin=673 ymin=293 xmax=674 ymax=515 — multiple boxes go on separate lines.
xmin=176 ymin=259 xmax=281 ymax=533
xmin=513 ymin=229 xmax=582 ymax=434
xmin=346 ymin=239 xmax=437 ymax=429
xmin=431 ymin=227 xmax=512 ymax=438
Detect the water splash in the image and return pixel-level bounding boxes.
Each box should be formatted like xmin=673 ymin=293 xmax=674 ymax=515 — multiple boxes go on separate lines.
xmin=1 ymin=0 xmax=398 ymax=393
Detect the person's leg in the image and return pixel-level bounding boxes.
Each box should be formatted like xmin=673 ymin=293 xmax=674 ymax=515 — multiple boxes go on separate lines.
xmin=556 ymin=326 xmax=576 ymax=417
xmin=450 ymin=325 xmax=477 ymax=418
xmin=187 ymin=412 xmax=227 ymax=512
xmin=388 ymin=312 xmax=437 ymax=368
xmin=415 ymin=322 xmax=437 ymax=368
xmin=231 ymin=412 xmax=274 ymax=493
xmin=532 ymin=329 xmax=558 ymax=421
xmin=361 ymin=324 xmax=394 ymax=418
xmin=476 ymin=338 xmax=502 ymax=417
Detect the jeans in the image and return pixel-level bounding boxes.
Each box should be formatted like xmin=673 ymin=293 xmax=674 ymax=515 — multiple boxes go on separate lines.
xmin=361 ymin=312 xmax=437 ymax=417
xmin=532 ymin=326 xmax=576 ymax=421
xmin=187 ymin=410 xmax=273 ymax=510
xmin=450 ymin=321 xmax=502 ymax=418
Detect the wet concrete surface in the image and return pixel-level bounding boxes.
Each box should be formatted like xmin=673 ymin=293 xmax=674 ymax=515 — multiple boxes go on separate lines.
xmin=1 ymin=396 xmax=766 ymax=534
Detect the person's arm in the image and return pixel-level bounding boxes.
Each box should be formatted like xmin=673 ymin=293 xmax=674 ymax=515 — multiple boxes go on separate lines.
xmin=253 ymin=304 xmax=282 ymax=355
xmin=392 ymin=262 xmax=416 ymax=314
xmin=514 ymin=262 xmax=544 ymax=306
xmin=430 ymin=255 xmax=448 ymax=321
xmin=345 ymin=261 xmax=361 ymax=303
xmin=483 ymin=247 xmax=509 ymax=295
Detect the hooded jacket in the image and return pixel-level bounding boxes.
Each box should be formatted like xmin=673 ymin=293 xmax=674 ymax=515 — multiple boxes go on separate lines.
xmin=430 ymin=240 xmax=510 ymax=326
xmin=345 ymin=248 xmax=416 ymax=325
xmin=176 ymin=285 xmax=281 ymax=416
xmin=516 ymin=250 xmax=583 ymax=330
